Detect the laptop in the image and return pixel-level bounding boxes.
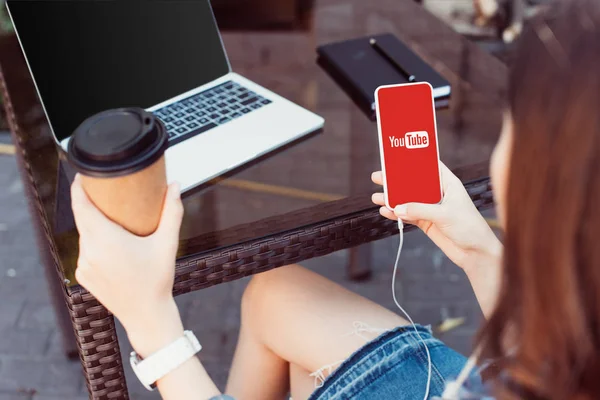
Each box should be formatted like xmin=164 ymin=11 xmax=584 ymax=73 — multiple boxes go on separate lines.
xmin=7 ymin=1 xmax=324 ymax=192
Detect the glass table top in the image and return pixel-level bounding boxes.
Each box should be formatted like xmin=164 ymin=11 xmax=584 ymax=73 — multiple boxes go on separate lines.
xmin=0 ymin=0 xmax=506 ymax=286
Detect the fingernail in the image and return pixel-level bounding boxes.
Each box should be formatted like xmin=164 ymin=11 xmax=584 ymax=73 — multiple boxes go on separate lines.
xmin=394 ymin=204 xmax=408 ymax=216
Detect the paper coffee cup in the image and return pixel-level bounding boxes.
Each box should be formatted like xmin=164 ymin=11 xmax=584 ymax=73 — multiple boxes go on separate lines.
xmin=67 ymin=108 xmax=169 ymax=236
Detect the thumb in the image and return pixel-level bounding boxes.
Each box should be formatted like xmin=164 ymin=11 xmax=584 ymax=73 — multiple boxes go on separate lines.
xmin=394 ymin=202 xmax=444 ymax=223
xmin=155 ymin=183 xmax=184 ymax=238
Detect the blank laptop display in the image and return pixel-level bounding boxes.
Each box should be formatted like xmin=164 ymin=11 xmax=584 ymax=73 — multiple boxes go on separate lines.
xmin=7 ymin=1 xmax=230 ymax=141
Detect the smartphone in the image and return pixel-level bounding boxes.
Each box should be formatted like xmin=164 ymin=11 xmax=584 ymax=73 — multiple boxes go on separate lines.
xmin=375 ymin=82 xmax=442 ymax=209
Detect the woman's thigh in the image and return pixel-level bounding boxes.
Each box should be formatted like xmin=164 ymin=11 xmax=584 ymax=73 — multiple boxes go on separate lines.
xmin=290 ymin=362 xmax=315 ymax=400
xmin=243 ymin=264 xmax=409 ymax=375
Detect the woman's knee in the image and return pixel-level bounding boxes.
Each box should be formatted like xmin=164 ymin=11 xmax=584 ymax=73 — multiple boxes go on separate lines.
xmin=241 ymin=264 xmax=306 ymax=324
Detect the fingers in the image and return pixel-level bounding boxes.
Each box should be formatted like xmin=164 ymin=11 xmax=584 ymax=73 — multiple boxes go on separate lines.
xmin=70 ymin=174 xmax=121 ymax=236
xmin=394 ymin=202 xmax=444 ymax=223
xmin=372 ymin=188 xmax=441 ymax=223
xmin=70 ymin=174 xmax=92 ymax=235
xmin=371 ymin=171 xmax=383 ymax=186
xmin=155 ymin=183 xmax=184 ymax=238
xmin=75 ymin=246 xmax=92 ymax=289
xmin=379 ymin=206 xmax=397 ymax=221
xmin=371 ymin=192 xmax=385 ymax=206
xmin=373 ymin=191 xmax=397 ymax=221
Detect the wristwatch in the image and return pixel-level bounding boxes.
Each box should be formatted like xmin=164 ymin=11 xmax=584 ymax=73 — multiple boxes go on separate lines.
xmin=130 ymin=330 xmax=202 ymax=391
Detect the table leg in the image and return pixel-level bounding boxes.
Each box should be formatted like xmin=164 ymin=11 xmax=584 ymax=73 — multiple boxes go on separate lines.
xmin=31 ymin=208 xmax=78 ymax=359
xmin=12 ymin=136 xmax=79 ymax=359
xmin=43 ymin=256 xmax=78 ymax=359
xmin=347 ymin=93 xmax=378 ymax=280
xmin=68 ymin=289 xmax=129 ymax=399
xmin=348 ymin=242 xmax=373 ymax=281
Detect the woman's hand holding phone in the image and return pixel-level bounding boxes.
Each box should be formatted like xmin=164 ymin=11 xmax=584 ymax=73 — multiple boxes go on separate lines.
xmin=372 ymin=163 xmax=502 ymax=279
xmin=372 ymin=163 xmax=502 ymax=316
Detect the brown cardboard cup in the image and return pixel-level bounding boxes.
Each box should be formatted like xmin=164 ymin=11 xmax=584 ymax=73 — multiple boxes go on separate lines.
xmin=67 ymin=108 xmax=169 ymax=236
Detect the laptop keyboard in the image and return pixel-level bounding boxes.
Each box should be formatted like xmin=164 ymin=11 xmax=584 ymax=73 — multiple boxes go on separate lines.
xmin=153 ymin=80 xmax=272 ymax=146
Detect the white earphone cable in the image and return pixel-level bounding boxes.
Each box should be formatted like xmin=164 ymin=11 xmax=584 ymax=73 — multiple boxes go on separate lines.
xmin=393 ymin=219 xmax=432 ymax=400
xmin=439 ymin=344 xmax=482 ymax=399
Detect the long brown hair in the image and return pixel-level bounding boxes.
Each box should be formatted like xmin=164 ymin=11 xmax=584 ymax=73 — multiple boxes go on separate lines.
xmin=479 ymin=0 xmax=600 ymax=398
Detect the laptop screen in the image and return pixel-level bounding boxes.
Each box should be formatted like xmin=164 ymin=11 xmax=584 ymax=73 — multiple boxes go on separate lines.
xmin=7 ymin=0 xmax=229 ymax=142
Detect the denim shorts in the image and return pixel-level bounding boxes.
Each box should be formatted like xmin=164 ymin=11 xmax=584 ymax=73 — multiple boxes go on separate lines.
xmin=308 ymin=325 xmax=472 ymax=400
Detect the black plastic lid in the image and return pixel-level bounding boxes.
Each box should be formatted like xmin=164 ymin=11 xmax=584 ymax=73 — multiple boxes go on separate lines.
xmin=67 ymin=108 xmax=168 ymax=177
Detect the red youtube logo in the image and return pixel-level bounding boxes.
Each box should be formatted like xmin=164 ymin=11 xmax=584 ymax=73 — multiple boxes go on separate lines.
xmin=388 ymin=131 xmax=429 ymax=149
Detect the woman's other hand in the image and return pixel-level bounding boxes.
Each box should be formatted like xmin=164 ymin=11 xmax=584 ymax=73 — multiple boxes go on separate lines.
xmin=71 ymin=174 xmax=184 ymax=355
xmin=371 ymin=163 xmax=501 ymax=274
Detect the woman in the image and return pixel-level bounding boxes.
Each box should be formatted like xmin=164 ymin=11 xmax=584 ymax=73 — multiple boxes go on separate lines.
xmin=71 ymin=0 xmax=600 ymax=398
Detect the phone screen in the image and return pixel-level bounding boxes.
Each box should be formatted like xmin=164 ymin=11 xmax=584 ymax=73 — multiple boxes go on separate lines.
xmin=375 ymin=82 xmax=442 ymax=209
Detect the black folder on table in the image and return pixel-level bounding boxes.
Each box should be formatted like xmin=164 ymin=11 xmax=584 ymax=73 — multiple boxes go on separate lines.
xmin=317 ymin=33 xmax=451 ymax=120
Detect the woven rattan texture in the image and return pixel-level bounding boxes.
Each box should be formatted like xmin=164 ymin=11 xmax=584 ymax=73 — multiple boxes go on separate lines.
xmin=173 ymin=178 xmax=493 ymax=295
xmin=0 ymin=38 xmax=129 ymax=399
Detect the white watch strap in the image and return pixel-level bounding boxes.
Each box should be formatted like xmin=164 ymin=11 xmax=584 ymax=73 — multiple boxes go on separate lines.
xmin=130 ymin=330 xmax=202 ymax=390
